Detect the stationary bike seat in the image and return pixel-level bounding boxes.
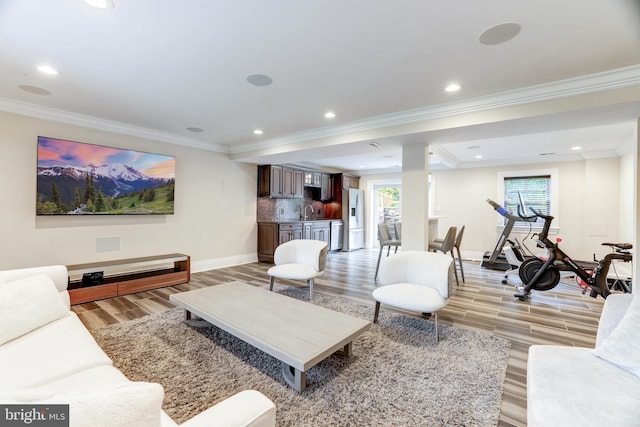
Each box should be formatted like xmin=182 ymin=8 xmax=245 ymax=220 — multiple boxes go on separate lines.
xmin=602 ymin=242 xmax=633 ymax=250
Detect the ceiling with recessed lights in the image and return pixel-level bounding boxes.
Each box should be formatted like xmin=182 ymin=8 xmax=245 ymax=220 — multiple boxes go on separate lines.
xmin=0 ymin=0 xmax=639 ymax=174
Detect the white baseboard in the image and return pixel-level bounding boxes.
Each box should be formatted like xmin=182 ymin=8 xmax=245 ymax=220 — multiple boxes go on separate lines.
xmin=191 ymin=253 xmax=258 ymax=273
xmin=462 ymin=250 xmax=486 ymax=262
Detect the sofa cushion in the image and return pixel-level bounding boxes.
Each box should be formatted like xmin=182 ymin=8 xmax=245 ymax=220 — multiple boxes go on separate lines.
xmin=593 ymin=294 xmax=640 ymax=377
xmin=0 ymin=312 xmax=113 ymax=389
xmin=2 ymin=365 xmax=180 ymax=427
xmin=179 ymin=390 xmax=277 ymax=427
xmin=0 ymin=265 xmax=71 ymax=309
xmin=1 ymin=381 xmax=164 ymax=427
xmin=0 ymin=274 xmax=68 ymax=345
xmin=27 ymin=365 xmax=130 ymax=392
xmin=528 ymin=345 xmax=640 ymax=427
xmin=595 ymin=294 xmax=633 ymax=346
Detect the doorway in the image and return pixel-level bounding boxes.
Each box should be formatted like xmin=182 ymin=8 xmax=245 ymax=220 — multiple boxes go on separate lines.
xmin=374 ymin=185 xmax=402 ymax=239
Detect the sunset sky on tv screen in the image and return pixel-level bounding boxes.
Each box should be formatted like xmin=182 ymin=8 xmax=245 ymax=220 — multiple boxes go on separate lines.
xmin=37 ymin=136 xmax=175 ymax=179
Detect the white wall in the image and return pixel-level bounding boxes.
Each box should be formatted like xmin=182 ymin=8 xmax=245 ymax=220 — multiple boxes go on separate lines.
xmin=0 ymin=112 xmax=258 ymax=271
xmin=363 ymin=156 xmax=632 ymax=261
xmin=583 ymin=157 xmax=622 ymax=253
xmin=620 ymin=151 xmax=635 ymax=241
xmin=3 ymin=109 xmax=633 ymax=272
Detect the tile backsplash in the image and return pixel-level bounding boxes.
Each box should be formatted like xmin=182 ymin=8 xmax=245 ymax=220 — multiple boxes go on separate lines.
xmin=257 ymin=197 xmax=325 ymax=221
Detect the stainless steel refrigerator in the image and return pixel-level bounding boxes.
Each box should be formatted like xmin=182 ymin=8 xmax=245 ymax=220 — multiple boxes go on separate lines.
xmin=342 ymin=188 xmax=364 ymax=251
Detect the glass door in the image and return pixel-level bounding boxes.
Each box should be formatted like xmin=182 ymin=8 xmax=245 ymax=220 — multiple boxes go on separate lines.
xmin=374 ymin=185 xmax=401 ymax=239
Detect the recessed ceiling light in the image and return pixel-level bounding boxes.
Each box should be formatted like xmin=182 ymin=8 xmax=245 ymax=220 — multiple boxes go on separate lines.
xmin=571 ymin=146 xmax=582 ymax=151
xmin=246 ymin=74 xmax=273 ymax=86
xmin=253 ymin=129 xmax=263 ymax=135
xmin=475 ymin=154 xmax=483 ymax=159
xmin=83 ymin=0 xmax=114 ymax=9
xmin=37 ymin=65 xmax=58 ymax=75
xmin=324 ymin=111 xmax=336 ymax=119
xmin=479 ymin=23 xmax=521 ymax=45
xmin=445 ymin=83 xmax=461 ymax=92
xmin=187 ymin=127 xmax=203 ymax=133
xmin=359 ymin=165 xmax=365 ymax=168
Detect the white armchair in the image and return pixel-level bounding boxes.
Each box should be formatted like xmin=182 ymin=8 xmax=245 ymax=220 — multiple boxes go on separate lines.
xmin=372 ymin=251 xmax=454 ymax=342
xmin=268 ymin=239 xmax=328 ymax=299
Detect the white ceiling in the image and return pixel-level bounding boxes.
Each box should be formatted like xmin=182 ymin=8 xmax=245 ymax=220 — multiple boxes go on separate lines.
xmin=1 ymin=0 xmax=640 ymax=174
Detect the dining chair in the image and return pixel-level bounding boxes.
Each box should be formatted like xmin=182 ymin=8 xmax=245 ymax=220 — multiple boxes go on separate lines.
xmin=453 ymin=225 xmax=465 ymax=283
xmin=434 ymin=225 xmax=466 ymax=283
xmin=394 ymin=222 xmax=402 ymax=241
xmin=374 ymin=223 xmax=401 ymax=281
xmin=428 ymin=226 xmax=459 ymax=286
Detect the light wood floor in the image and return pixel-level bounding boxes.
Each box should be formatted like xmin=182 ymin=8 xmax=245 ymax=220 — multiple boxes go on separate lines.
xmin=72 ymin=249 xmax=607 ymax=427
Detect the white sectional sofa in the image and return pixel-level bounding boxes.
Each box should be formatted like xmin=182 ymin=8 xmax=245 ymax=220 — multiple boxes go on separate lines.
xmin=0 ymin=265 xmax=276 ymax=427
xmin=528 ymin=293 xmax=640 ymax=426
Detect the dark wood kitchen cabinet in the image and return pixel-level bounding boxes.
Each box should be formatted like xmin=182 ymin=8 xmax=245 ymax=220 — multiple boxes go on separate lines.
xmin=257 ymin=222 xmax=278 ymax=263
xmin=304 ymin=171 xmax=321 ymax=187
xmin=285 ymin=169 xmax=304 ymax=198
xmin=320 ymin=173 xmax=333 ymax=200
xmin=259 ymin=165 xmax=282 ymax=197
xmin=279 ymin=222 xmax=303 ymax=244
xmin=258 ymin=222 xmax=302 ymax=263
xmin=341 ymin=174 xmax=360 ymax=190
xmin=258 ymin=221 xmax=331 ymax=263
xmin=258 ymin=165 xmax=303 ymax=198
xmin=312 ymin=221 xmax=331 ymax=246
xmin=303 ymin=222 xmax=313 ymax=240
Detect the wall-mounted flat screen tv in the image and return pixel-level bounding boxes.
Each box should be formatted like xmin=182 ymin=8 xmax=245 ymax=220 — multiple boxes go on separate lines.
xmin=36 ymin=136 xmax=175 ymax=215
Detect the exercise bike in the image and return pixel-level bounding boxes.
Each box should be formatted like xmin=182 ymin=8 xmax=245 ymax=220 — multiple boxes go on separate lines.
xmin=514 ymin=208 xmax=633 ymax=301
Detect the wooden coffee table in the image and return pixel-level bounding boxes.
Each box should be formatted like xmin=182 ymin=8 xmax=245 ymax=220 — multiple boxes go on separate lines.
xmin=169 ymin=281 xmax=371 ymax=392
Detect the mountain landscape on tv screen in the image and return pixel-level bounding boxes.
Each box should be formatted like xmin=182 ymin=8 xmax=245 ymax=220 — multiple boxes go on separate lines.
xmin=36 ymin=136 xmax=175 ymax=216
xmin=37 ymin=162 xmax=174 ymax=215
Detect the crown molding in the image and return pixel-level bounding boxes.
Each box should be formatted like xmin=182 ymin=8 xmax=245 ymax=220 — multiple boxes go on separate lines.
xmin=0 ymin=97 xmax=227 ymax=153
xmin=2 ymin=65 xmax=638 ymax=158
xmin=231 ymin=65 xmax=640 ymax=156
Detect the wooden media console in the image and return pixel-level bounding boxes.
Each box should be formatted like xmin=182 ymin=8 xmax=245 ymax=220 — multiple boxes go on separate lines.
xmin=67 ymin=253 xmax=190 ymax=305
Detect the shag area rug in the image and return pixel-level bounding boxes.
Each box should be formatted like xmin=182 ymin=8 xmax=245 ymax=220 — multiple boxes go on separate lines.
xmin=92 ymin=286 xmax=511 ymax=426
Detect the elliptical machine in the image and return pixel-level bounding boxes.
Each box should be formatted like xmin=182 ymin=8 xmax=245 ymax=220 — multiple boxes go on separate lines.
xmin=515 ymin=208 xmax=633 ymax=301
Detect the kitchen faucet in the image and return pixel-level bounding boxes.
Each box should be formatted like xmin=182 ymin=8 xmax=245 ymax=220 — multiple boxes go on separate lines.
xmin=303 ymin=204 xmax=314 ymax=220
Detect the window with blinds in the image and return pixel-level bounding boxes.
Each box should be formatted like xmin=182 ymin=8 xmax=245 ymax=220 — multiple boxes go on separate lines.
xmin=503 ymin=175 xmax=551 ymax=226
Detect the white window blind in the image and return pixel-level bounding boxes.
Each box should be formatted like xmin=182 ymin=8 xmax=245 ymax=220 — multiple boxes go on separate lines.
xmin=503 ymin=175 xmax=551 ymax=226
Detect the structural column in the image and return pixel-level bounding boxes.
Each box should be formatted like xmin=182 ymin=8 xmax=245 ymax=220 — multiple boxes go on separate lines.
xmin=401 ymin=143 xmax=430 ymax=250
xmin=634 ymin=119 xmax=639 ymax=291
